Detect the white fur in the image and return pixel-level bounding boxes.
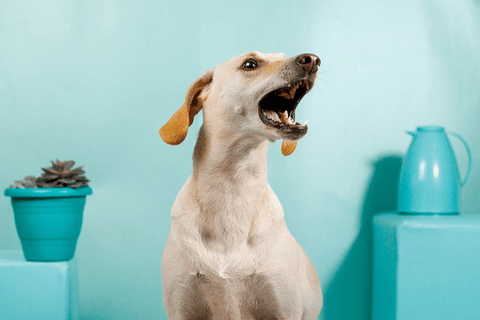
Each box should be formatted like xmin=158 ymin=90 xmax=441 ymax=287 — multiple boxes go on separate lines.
xmin=161 ymin=51 xmax=322 ymax=319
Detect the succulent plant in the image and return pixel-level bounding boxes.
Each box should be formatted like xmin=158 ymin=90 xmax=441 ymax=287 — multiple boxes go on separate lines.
xmin=36 ymin=160 xmax=89 ymax=188
xmin=9 ymin=176 xmax=38 ymax=189
xmin=8 ymin=160 xmax=90 ymax=189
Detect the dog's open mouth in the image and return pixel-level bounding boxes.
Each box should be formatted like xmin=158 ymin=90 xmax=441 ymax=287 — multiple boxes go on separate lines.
xmin=258 ymin=79 xmax=310 ymax=136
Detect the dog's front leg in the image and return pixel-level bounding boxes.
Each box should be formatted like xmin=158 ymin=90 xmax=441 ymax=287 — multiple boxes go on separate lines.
xmin=162 ymin=237 xmax=213 ymax=319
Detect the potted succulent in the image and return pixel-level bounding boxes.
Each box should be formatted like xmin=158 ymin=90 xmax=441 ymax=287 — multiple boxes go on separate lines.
xmin=4 ymin=160 xmax=92 ymax=262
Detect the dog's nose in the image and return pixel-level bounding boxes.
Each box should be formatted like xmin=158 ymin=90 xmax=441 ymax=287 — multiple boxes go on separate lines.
xmin=295 ymin=54 xmax=321 ymax=73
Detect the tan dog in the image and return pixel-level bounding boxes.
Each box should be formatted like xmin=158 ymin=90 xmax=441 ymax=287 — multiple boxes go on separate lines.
xmin=159 ymin=51 xmax=322 ymax=319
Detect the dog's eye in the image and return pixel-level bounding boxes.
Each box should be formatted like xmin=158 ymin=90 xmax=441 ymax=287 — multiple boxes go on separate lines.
xmin=242 ymin=59 xmax=258 ymax=70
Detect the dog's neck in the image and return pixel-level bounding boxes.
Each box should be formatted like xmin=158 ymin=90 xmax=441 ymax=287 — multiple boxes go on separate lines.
xmin=191 ymin=125 xmax=271 ymax=250
xmin=192 ymin=125 xmax=270 ymax=203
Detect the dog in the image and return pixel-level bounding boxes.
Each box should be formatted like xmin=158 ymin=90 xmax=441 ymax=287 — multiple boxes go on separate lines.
xmin=159 ymin=51 xmax=322 ymax=319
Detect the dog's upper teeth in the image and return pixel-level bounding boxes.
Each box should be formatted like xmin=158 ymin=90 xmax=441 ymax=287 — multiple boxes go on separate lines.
xmin=277 ymin=84 xmax=298 ymax=99
xmin=288 ymin=86 xmax=297 ymax=99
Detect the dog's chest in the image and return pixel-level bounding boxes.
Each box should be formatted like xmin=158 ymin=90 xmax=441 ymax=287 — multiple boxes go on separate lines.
xmin=171 ymin=178 xmax=294 ymax=318
xmin=195 ymin=185 xmax=282 ymax=249
xmin=183 ymin=269 xmax=288 ymax=320
xmin=182 ymin=228 xmax=294 ymax=318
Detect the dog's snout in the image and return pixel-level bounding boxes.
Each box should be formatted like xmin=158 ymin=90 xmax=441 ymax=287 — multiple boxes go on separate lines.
xmin=295 ymin=54 xmax=320 ymax=73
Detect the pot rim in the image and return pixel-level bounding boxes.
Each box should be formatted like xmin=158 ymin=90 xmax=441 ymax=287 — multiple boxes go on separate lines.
xmin=4 ymin=186 xmax=92 ymax=198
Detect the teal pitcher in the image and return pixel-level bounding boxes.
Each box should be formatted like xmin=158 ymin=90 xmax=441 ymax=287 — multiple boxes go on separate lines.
xmin=397 ymin=126 xmax=472 ymax=215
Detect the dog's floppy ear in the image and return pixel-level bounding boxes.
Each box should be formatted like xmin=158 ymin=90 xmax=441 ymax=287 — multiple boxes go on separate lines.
xmin=281 ymin=140 xmax=297 ymax=156
xmin=159 ymin=70 xmax=213 ymax=145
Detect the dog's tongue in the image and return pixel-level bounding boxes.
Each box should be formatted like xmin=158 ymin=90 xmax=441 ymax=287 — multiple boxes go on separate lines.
xmin=281 ymin=140 xmax=297 ymax=156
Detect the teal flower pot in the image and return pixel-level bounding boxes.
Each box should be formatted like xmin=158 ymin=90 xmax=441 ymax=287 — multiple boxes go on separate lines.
xmin=4 ymin=187 xmax=92 ymax=262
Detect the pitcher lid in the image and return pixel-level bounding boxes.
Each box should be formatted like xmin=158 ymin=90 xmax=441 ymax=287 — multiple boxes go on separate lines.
xmin=417 ymin=126 xmax=445 ymax=132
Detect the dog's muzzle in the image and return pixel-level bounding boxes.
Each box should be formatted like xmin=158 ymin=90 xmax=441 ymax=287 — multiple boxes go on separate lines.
xmin=258 ymin=54 xmax=320 ymax=138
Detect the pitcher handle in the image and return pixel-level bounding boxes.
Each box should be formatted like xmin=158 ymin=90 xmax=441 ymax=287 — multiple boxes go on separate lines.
xmin=447 ymin=132 xmax=473 ymax=188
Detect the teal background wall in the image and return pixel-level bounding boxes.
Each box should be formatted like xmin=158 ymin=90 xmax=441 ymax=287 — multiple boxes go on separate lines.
xmin=1 ymin=1 xmax=479 ymax=319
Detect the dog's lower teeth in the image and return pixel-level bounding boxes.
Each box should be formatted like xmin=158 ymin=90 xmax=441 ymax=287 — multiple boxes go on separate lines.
xmin=262 ymin=110 xmax=305 ymax=128
xmin=272 ymin=112 xmax=280 ymax=122
xmin=263 ymin=110 xmax=280 ymax=122
xmin=278 ymin=111 xmax=296 ymax=126
xmin=279 ymin=111 xmax=288 ymax=123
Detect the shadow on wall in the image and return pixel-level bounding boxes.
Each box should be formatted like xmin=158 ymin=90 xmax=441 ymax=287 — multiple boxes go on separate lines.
xmin=321 ymin=155 xmax=403 ymax=320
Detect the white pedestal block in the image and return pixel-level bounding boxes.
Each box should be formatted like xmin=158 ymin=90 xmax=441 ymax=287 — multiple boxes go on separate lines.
xmin=0 ymin=250 xmax=79 ymax=320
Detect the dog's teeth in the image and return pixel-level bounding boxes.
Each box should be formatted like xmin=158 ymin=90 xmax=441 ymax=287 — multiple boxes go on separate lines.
xmin=300 ymin=120 xmax=308 ymax=127
xmin=280 ymin=111 xmax=297 ymax=125
xmin=271 ymin=112 xmax=280 ymax=122
xmin=278 ymin=111 xmax=298 ymax=126
xmin=289 ymin=86 xmax=297 ymax=99
xmin=277 ymin=82 xmax=302 ymax=100
xmin=264 ymin=110 xmax=277 ymax=121
xmin=278 ymin=90 xmax=291 ymax=99
xmin=286 ymin=116 xmax=294 ymax=125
